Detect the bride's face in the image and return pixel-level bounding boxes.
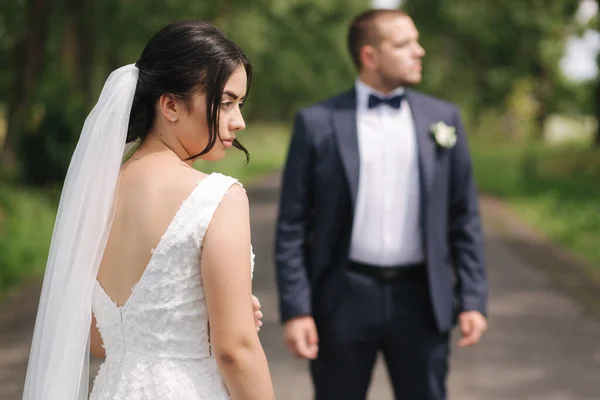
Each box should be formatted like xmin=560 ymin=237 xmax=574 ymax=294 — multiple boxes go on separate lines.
xmin=176 ymin=65 xmax=248 ymax=161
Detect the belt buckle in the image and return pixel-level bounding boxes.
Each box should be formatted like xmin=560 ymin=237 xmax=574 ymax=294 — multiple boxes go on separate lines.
xmin=381 ymin=268 xmax=397 ymax=280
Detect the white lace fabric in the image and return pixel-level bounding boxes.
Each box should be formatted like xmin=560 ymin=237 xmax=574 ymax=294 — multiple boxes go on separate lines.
xmin=89 ymin=173 xmax=254 ymax=399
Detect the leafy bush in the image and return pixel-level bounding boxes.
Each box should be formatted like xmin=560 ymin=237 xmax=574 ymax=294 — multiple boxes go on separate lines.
xmin=470 ymin=135 xmax=600 ymax=266
xmin=0 ymin=184 xmax=56 ymax=294
xmin=17 ymin=105 xmax=80 ymax=186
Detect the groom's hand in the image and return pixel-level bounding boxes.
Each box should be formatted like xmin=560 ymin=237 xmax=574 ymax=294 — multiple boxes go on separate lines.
xmin=457 ymin=311 xmax=487 ymax=347
xmin=284 ymin=316 xmax=319 ymax=360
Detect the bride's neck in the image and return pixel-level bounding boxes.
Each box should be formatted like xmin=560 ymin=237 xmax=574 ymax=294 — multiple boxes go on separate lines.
xmin=137 ymin=131 xmax=192 ymax=165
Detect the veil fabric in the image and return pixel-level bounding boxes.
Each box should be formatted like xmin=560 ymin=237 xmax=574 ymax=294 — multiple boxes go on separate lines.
xmin=22 ymin=64 xmax=139 ymax=400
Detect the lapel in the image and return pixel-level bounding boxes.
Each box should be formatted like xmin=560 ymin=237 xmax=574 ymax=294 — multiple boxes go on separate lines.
xmin=332 ymin=88 xmax=437 ymax=211
xmin=332 ymin=89 xmax=360 ymax=210
xmin=406 ymin=89 xmax=436 ymax=201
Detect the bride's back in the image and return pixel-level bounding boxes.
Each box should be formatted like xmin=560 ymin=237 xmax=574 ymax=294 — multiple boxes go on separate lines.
xmin=97 ymin=157 xmax=206 ymax=307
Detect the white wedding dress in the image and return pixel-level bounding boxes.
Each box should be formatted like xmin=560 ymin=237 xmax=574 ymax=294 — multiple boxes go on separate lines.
xmin=88 ymin=173 xmax=253 ymax=399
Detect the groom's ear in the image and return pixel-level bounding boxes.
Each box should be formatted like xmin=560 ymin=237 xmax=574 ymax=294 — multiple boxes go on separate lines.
xmin=360 ymin=45 xmax=379 ymax=71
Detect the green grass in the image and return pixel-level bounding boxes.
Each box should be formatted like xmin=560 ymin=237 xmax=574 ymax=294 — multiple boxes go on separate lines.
xmin=193 ymin=123 xmax=290 ymax=183
xmin=470 ymin=137 xmax=600 ymax=267
xmin=0 ymin=184 xmax=56 ymax=295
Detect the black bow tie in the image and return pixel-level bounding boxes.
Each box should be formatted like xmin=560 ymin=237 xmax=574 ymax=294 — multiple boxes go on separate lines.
xmin=368 ymin=93 xmax=404 ymax=109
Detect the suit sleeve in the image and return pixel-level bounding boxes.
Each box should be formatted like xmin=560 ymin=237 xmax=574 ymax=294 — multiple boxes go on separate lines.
xmin=275 ymin=111 xmax=314 ymax=323
xmin=448 ymin=108 xmax=488 ymax=316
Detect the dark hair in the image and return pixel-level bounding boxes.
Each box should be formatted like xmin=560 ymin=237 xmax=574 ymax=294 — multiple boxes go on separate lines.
xmin=348 ymin=9 xmax=408 ymax=69
xmin=127 ymin=20 xmax=252 ymax=161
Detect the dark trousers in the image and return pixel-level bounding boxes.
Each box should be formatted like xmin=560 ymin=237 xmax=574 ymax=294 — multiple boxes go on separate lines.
xmin=310 ymin=264 xmax=450 ymax=400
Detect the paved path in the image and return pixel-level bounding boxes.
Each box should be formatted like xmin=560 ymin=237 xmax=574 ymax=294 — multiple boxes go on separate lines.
xmin=1 ymin=173 xmax=599 ymax=399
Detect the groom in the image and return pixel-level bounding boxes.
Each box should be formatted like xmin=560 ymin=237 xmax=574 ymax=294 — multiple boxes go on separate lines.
xmin=274 ymin=9 xmax=488 ymax=400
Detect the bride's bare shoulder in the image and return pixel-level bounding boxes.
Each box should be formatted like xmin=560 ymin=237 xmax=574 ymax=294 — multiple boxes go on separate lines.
xmin=120 ymin=159 xmax=209 ymax=197
xmin=168 ymin=162 xmax=210 ymax=186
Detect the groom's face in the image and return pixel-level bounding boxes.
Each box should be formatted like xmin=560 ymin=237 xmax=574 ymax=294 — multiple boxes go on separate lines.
xmin=373 ymin=15 xmax=425 ymax=87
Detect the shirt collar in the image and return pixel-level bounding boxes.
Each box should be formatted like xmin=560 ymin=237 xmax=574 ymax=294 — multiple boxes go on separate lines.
xmin=355 ymin=79 xmax=406 ymax=110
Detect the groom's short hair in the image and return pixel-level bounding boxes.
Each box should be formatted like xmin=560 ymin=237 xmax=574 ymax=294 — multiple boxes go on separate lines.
xmin=348 ymin=9 xmax=409 ymax=69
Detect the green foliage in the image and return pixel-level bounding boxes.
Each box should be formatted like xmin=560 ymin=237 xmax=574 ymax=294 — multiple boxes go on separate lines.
xmin=0 ymin=0 xmax=26 ymax=102
xmin=2 ymin=0 xmax=369 ymax=184
xmin=470 ymin=136 xmax=600 ymax=267
xmin=226 ymin=0 xmax=366 ymax=121
xmin=404 ymin=0 xmax=585 ymax=131
xmin=17 ymin=105 xmax=80 ymax=185
xmin=0 ymin=184 xmax=56 ymax=293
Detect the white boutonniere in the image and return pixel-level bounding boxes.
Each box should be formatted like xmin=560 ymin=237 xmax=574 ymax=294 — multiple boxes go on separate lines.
xmin=430 ymin=122 xmax=457 ymax=148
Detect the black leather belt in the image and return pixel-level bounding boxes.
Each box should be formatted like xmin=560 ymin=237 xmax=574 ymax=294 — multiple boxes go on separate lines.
xmin=348 ymin=261 xmax=426 ymax=281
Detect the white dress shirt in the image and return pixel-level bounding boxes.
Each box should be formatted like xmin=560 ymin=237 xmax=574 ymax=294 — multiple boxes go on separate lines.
xmin=349 ymin=79 xmax=424 ymax=267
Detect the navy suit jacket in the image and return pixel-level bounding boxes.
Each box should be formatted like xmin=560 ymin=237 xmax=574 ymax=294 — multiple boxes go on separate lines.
xmin=274 ymin=88 xmax=487 ymax=332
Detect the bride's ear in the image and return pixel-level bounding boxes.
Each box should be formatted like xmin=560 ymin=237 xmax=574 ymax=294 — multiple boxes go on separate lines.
xmin=158 ymin=93 xmax=181 ymax=123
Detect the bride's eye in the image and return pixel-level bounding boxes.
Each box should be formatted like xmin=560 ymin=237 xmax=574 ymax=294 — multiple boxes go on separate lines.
xmin=220 ymin=101 xmax=234 ymax=109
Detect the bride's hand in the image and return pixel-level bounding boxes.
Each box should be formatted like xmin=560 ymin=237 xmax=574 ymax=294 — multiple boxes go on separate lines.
xmin=252 ymin=295 xmax=263 ymax=331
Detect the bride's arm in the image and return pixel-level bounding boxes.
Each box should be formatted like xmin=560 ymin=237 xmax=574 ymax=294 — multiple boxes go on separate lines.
xmin=90 ymin=313 xmax=106 ymax=358
xmin=201 ymin=184 xmax=275 ymax=400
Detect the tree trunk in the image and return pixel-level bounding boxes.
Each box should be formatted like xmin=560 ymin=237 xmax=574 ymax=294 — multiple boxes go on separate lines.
xmin=64 ymin=0 xmax=95 ymax=110
xmin=595 ymin=77 xmax=600 ymax=147
xmin=1 ymin=0 xmax=53 ymax=176
xmin=533 ymin=62 xmax=550 ymax=140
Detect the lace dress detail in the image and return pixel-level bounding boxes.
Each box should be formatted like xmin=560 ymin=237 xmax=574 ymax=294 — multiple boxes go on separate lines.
xmin=89 ymin=173 xmax=254 ymax=400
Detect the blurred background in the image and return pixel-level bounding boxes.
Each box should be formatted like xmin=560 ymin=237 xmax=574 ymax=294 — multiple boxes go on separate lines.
xmin=1 ymin=0 xmax=600 ymax=398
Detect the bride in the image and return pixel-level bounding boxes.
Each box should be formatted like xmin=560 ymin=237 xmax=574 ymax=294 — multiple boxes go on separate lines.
xmin=22 ymin=20 xmax=275 ymax=399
